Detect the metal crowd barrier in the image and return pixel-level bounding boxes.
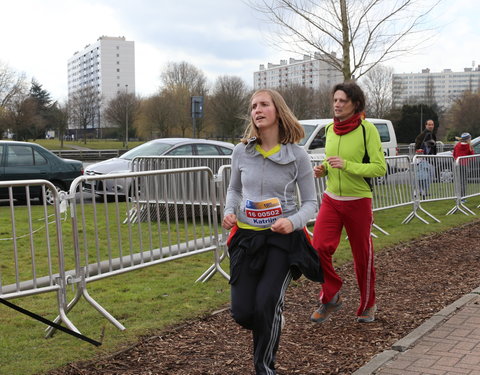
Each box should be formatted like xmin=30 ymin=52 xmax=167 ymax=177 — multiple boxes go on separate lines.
xmin=131 ymin=155 xmax=232 ymax=174
xmin=403 ymin=154 xmax=456 ymax=224
xmin=130 ymin=156 xmax=232 ymax=220
xmin=407 ymin=141 xmax=450 ymax=157
xmin=45 ymin=167 xmax=229 ymax=335
xmin=0 ymin=180 xmax=79 ymax=334
xmin=447 ymin=154 xmax=480 ymax=216
xmin=198 ymin=164 xmax=232 ymax=283
xmin=4 ymin=153 xmax=480 ymax=339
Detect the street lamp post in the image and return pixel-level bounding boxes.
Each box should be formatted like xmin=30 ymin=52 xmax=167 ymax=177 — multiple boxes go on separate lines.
xmin=125 ymin=84 xmax=129 ymax=149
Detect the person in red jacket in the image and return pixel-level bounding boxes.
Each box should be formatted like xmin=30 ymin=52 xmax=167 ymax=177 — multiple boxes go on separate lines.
xmin=453 ymin=132 xmax=474 ymax=202
xmin=453 ymin=132 xmax=474 ymax=160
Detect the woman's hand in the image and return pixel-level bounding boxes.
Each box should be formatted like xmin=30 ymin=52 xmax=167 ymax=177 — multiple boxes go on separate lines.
xmin=326 ymin=156 xmax=345 ymax=169
xmin=271 ymin=218 xmax=293 ymax=234
xmin=314 ymin=164 xmax=326 ymax=178
xmin=222 ymin=213 xmax=237 ymax=230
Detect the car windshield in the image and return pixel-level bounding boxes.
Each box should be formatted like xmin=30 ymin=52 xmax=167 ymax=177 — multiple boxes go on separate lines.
xmin=298 ymin=124 xmax=317 ymax=146
xmin=120 ymin=142 xmax=173 ymax=160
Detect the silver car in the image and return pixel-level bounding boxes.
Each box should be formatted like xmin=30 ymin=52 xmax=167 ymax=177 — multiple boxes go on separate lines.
xmin=83 ymin=138 xmax=234 ymax=199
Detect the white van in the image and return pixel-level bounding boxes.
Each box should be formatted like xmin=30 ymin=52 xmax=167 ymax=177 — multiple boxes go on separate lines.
xmin=299 ymin=118 xmax=398 ymax=157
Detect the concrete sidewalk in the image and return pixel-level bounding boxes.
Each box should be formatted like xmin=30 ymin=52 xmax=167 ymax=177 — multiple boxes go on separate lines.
xmin=354 ymin=287 xmax=480 ymax=375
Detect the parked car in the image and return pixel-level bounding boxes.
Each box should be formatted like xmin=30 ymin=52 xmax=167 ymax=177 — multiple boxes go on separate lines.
xmin=84 ymin=138 xmax=234 ymax=199
xmin=298 ymin=118 xmax=398 ymax=157
xmin=0 ymin=140 xmax=84 ymax=204
xmin=299 ymin=118 xmax=399 ymax=184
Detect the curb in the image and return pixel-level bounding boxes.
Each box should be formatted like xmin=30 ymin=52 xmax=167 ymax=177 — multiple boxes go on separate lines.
xmin=352 ymin=288 xmax=480 ymax=375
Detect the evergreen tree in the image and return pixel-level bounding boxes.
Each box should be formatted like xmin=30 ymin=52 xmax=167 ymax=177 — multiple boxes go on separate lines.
xmin=28 ymin=79 xmax=53 ymax=139
xmin=394 ymin=104 xmax=439 ymax=143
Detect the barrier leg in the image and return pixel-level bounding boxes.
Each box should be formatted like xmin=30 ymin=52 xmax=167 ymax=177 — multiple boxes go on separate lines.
xmin=447 ymin=199 xmax=475 ymax=216
xmin=45 ymin=278 xmax=83 ymax=338
xmin=402 ymin=210 xmax=429 ymax=224
xmin=81 ymin=287 xmax=126 ymax=331
xmin=196 ymin=249 xmax=230 ymax=283
xmin=372 ymin=223 xmax=390 ymax=236
xmin=417 ymin=205 xmax=441 ymax=223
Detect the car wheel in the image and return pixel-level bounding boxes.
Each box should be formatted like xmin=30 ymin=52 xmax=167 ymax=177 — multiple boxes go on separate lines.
xmin=43 ymin=182 xmax=65 ymax=205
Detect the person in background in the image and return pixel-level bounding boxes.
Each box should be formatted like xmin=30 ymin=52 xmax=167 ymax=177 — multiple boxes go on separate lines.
xmin=222 ymin=89 xmax=323 ymax=375
xmin=415 ymin=149 xmax=434 ymax=199
xmin=453 ymin=132 xmax=474 ymax=202
xmin=310 ymin=81 xmax=386 ymax=324
xmin=415 ymin=119 xmax=437 ymax=155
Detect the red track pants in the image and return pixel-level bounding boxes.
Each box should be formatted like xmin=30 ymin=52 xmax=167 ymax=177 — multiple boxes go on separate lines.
xmin=313 ymin=194 xmax=375 ymax=315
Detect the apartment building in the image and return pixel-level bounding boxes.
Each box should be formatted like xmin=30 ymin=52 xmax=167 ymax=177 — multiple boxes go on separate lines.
xmin=392 ymin=66 xmax=480 ymax=109
xmin=67 ymin=36 xmax=135 ymax=131
xmin=254 ymin=52 xmax=343 ymax=91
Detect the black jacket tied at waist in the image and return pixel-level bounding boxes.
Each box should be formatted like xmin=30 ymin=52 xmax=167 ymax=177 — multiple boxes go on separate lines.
xmin=227 ymin=227 xmax=324 ymax=285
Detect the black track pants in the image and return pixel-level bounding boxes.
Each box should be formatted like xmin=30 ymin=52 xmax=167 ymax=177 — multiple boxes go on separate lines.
xmin=230 ymin=245 xmax=292 ymax=375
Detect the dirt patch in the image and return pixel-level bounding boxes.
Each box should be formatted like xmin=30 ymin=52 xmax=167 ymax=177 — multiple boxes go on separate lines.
xmin=47 ymin=220 xmax=480 ymax=375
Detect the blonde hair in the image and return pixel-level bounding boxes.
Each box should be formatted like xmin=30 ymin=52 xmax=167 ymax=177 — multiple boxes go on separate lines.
xmin=241 ymin=89 xmax=305 ymax=145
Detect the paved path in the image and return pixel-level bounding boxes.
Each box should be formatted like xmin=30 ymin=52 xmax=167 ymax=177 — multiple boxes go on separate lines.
xmin=354 ymin=287 xmax=480 ymax=375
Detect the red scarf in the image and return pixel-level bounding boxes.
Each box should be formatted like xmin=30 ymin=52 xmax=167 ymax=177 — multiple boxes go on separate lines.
xmin=333 ymin=112 xmax=362 ymax=135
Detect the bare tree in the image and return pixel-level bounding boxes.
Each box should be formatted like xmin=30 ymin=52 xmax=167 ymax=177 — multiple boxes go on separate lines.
xmin=136 ymin=93 xmax=173 ymax=139
xmin=49 ymin=101 xmax=69 ymax=147
xmin=0 ymin=94 xmax=38 ymax=140
xmin=0 ymin=62 xmax=28 ymax=137
xmin=160 ymin=62 xmax=209 ymax=137
xmin=210 ymin=76 xmax=249 ymax=141
xmin=424 ymin=76 xmax=436 ymax=107
xmin=446 ymin=92 xmax=480 ymax=138
xmin=104 ymin=91 xmax=140 ymax=147
xmin=0 ymin=61 xmax=28 ymax=108
xmin=161 ymin=61 xmax=208 ymax=94
xmin=277 ymin=84 xmax=319 ymax=120
xmin=314 ymin=85 xmax=333 ymax=118
xmin=68 ymin=86 xmax=100 ymax=144
xmin=248 ymin=0 xmax=441 ymax=80
xmin=361 ymin=64 xmax=393 ymax=118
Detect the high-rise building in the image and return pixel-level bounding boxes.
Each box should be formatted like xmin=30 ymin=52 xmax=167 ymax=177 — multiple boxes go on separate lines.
xmin=254 ymin=52 xmax=343 ymax=91
xmin=67 ymin=36 xmax=135 ymax=133
xmin=392 ymin=66 xmax=480 ymax=109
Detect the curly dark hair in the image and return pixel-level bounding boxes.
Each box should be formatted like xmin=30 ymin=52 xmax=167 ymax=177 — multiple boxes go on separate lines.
xmin=332 ymin=81 xmax=366 ymax=114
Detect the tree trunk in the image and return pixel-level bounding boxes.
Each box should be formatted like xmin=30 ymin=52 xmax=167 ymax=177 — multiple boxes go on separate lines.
xmin=340 ymin=0 xmax=351 ymax=81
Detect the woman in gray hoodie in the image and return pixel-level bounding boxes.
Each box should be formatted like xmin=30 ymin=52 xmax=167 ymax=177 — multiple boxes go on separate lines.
xmin=222 ymin=89 xmax=322 ymax=375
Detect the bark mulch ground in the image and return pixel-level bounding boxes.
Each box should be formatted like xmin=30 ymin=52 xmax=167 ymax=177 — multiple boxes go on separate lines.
xmin=47 ymin=220 xmax=480 ymax=375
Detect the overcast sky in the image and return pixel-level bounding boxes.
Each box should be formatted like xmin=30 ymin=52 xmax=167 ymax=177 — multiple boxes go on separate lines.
xmin=1 ymin=0 xmax=478 ymax=101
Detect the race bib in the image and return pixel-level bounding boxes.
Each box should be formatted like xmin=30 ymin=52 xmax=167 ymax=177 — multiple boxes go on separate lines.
xmin=245 ymin=198 xmax=283 ymax=227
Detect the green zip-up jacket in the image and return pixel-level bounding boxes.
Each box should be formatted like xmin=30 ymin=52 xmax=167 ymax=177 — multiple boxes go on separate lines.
xmin=323 ymin=119 xmax=386 ymax=198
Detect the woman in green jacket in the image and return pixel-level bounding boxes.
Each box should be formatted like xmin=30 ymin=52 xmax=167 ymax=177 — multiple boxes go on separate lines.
xmin=310 ymin=81 xmax=386 ymax=324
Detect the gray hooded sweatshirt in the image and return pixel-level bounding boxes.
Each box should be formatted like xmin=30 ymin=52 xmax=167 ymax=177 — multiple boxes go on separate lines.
xmin=224 ymin=139 xmax=318 ymax=231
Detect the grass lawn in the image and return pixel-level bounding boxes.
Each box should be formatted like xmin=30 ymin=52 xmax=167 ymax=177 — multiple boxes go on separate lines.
xmin=0 ymin=196 xmax=479 ymax=375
